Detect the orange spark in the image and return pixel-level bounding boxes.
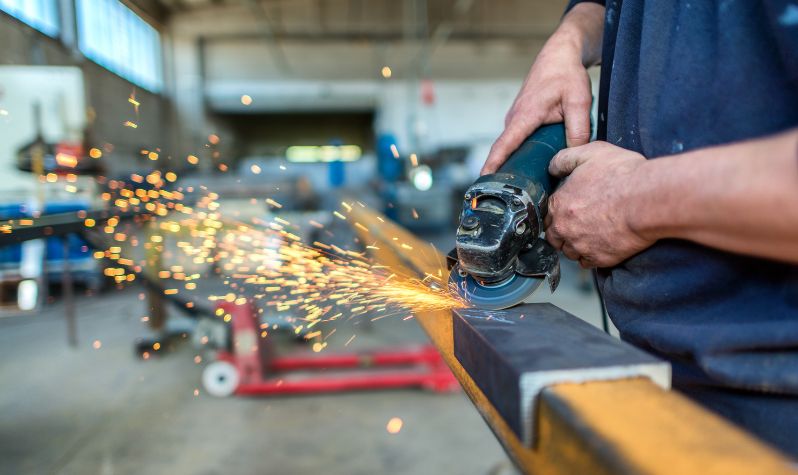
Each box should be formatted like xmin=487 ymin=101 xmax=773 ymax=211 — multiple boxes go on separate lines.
xmin=386 ymin=417 xmax=403 ymax=434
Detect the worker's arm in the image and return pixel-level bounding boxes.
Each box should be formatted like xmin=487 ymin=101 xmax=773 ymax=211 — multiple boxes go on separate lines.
xmin=544 ymin=129 xmax=798 ymax=267
xmin=481 ymin=2 xmax=605 ymax=175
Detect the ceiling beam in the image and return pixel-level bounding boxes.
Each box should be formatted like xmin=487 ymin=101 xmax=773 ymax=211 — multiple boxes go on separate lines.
xmin=198 ymin=29 xmax=550 ymax=43
xmin=247 ymin=0 xmax=292 ymax=74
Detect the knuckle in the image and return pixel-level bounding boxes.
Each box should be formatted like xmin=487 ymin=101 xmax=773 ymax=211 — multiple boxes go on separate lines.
xmin=547 ymin=195 xmax=560 ymax=214
xmin=548 ymin=159 xmax=561 ymax=175
xmin=572 ymin=241 xmax=588 ymax=256
xmin=564 ymin=203 xmax=578 ymax=217
xmin=569 ymin=129 xmax=592 ymax=140
xmin=550 ymin=222 xmax=565 ymax=238
xmin=504 ymin=108 xmax=519 ymax=127
xmin=487 ymin=143 xmax=504 ymax=159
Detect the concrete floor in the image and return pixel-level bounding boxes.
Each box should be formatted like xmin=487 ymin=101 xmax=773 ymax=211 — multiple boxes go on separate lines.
xmin=0 ymin=256 xmax=601 ymax=475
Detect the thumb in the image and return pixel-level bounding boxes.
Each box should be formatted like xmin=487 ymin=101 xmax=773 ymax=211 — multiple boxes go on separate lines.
xmin=563 ymin=95 xmax=592 ymax=148
xmin=548 ymin=146 xmax=591 ymax=177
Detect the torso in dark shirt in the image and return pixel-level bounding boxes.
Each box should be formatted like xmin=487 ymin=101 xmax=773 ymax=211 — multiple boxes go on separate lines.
xmin=568 ymin=0 xmax=798 ymax=456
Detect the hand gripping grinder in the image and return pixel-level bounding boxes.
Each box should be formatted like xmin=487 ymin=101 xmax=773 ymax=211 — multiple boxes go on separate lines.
xmin=448 ymin=123 xmax=566 ymax=309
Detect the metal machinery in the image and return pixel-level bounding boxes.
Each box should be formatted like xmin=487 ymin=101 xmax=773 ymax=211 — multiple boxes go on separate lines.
xmin=449 ymin=124 xmax=565 ymax=309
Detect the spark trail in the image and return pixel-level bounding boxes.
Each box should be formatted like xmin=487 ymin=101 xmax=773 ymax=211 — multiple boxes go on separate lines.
xmin=199 ymin=215 xmax=469 ymax=326
xmin=5 ymin=148 xmax=467 ymax=342
xmin=36 ymin=169 xmax=466 ymax=328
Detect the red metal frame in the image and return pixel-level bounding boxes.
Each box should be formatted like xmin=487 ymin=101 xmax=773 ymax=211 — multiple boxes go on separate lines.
xmin=214 ymin=301 xmax=459 ymax=395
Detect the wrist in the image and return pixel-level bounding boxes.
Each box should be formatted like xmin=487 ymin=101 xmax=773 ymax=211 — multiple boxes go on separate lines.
xmin=625 ymin=159 xmax=673 ymax=242
xmin=555 ymin=3 xmax=605 ymax=67
xmin=545 ymin=28 xmax=585 ymax=65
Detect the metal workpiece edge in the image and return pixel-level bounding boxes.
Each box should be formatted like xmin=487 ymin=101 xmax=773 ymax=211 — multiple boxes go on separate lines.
xmin=452 ymin=303 xmax=671 ymax=447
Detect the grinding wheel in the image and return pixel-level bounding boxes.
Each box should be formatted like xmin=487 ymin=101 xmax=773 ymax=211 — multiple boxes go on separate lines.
xmin=449 ymin=265 xmax=543 ymax=310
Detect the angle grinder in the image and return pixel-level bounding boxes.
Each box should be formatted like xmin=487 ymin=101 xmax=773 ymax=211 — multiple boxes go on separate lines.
xmin=448 ymin=123 xmax=566 ymax=309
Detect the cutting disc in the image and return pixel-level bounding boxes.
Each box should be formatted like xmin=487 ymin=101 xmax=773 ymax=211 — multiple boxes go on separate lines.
xmin=449 ymin=265 xmax=543 ymax=310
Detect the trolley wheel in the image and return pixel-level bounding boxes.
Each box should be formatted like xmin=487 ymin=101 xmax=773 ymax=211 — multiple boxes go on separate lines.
xmin=202 ymin=361 xmax=239 ymax=397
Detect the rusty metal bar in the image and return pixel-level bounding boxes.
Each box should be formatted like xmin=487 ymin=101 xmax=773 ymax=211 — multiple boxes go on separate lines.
xmin=348 ymin=205 xmax=795 ymax=475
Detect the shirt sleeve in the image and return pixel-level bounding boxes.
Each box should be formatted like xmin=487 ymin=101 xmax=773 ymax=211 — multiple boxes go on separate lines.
xmin=761 ymin=1 xmax=798 ymax=83
xmin=565 ymin=0 xmax=606 ymax=15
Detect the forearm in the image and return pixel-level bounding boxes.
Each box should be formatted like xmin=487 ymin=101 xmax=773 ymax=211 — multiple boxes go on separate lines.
xmin=553 ymin=2 xmax=605 ymax=67
xmin=631 ymin=128 xmax=798 ymax=263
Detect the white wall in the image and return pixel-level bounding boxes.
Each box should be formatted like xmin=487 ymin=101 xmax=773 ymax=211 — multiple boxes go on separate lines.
xmin=204 ymin=78 xmax=520 ymax=151
xmin=167 ymin=0 xmax=597 ymax=178
xmin=377 ymin=80 xmax=520 ymax=152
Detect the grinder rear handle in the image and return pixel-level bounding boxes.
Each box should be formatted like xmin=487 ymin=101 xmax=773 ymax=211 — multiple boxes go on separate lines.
xmin=496 ymin=123 xmax=566 ymax=197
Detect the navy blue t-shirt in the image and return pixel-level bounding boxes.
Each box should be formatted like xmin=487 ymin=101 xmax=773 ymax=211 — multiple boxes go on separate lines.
xmin=567 ymin=0 xmax=798 ymax=456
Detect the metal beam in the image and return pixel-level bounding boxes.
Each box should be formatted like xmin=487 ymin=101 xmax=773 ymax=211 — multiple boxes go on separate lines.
xmin=414 ymin=0 xmax=475 ymax=76
xmin=0 ymin=209 xmax=206 ymax=317
xmin=247 ymin=0 xmax=292 ymax=74
xmin=348 ymin=205 xmax=795 ymax=475
xmin=0 ymin=209 xmax=147 ymax=246
xmin=197 ymin=30 xmax=550 ymax=44
xmin=453 ymin=303 xmax=670 ymax=447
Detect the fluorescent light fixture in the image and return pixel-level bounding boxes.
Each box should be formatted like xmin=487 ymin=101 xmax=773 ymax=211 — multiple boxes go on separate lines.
xmin=286 ymin=145 xmax=362 ymax=163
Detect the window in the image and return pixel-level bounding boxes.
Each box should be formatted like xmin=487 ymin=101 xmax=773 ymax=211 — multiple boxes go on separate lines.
xmin=75 ymin=0 xmax=163 ymax=93
xmin=286 ymin=145 xmax=363 ymax=163
xmin=0 ymin=0 xmax=60 ymax=38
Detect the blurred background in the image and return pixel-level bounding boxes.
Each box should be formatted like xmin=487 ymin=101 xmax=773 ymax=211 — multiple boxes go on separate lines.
xmin=0 ymin=1 xmax=605 ymax=473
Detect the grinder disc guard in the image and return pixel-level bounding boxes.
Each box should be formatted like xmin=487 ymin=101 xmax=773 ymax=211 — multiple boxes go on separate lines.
xmin=449 ymin=265 xmax=543 ymax=310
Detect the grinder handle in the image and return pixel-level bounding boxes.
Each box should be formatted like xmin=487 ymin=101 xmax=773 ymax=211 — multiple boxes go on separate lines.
xmin=497 ymin=123 xmax=566 ymax=197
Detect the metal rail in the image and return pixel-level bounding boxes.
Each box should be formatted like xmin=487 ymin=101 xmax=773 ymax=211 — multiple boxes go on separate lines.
xmin=0 ymin=209 xmax=200 ymax=310
xmin=349 ymin=205 xmax=795 ymax=475
xmin=0 ymin=209 xmax=170 ymax=347
xmin=0 ymin=209 xmax=146 ymax=246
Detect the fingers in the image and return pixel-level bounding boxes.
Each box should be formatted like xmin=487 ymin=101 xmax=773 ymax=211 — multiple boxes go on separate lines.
xmin=552 ymin=234 xmax=596 ymax=267
xmin=481 ymin=116 xmax=542 ymax=175
xmin=563 ymin=93 xmax=592 ymax=148
xmin=482 ymin=95 xmax=589 ymax=175
xmin=545 ymin=224 xmax=564 ymax=251
xmin=578 ymin=256 xmax=596 ymax=269
xmin=549 ymin=146 xmax=591 ymax=178
xmin=547 ymin=229 xmax=584 ymax=263
xmin=547 ymin=201 xmax=585 ymax=263
xmin=561 ymin=242 xmax=581 ymax=261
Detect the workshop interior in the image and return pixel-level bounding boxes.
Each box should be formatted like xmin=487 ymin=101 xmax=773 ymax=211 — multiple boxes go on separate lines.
xmin=0 ymin=1 xmax=796 ymax=474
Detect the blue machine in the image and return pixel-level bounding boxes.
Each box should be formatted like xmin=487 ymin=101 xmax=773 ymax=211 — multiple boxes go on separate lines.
xmin=0 ymin=201 xmax=100 ymax=291
xmin=376 ymin=133 xmax=402 ymax=220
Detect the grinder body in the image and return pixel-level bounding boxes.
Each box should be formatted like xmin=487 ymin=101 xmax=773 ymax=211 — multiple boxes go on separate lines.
xmin=449 ymin=123 xmax=566 ymax=309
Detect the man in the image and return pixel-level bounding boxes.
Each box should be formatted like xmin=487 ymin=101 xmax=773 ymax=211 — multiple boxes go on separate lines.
xmin=483 ymin=0 xmax=798 ymax=457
